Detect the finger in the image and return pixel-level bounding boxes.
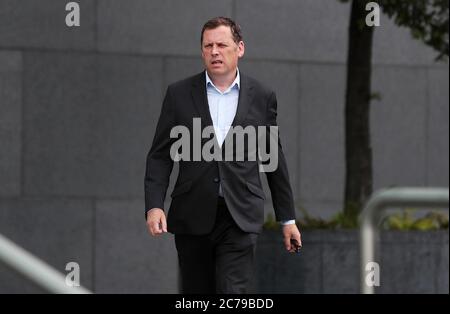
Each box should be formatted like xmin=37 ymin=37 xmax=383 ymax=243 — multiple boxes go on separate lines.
xmin=153 ymin=221 xmax=161 ymax=234
xmin=283 ymin=236 xmax=291 ymax=251
xmin=161 ymin=215 xmax=167 ymax=233
xmin=147 ymin=222 xmax=153 ymax=236
xmin=147 ymin=222 xmax=155 ymax=236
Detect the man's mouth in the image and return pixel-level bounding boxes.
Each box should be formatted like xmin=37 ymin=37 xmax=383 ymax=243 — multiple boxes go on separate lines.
xmin=211 ymin=60 xmax=223 ymax=65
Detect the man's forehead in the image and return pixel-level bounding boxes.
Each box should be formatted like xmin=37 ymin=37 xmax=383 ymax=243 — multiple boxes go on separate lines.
xmin=203 ymin=26 xmax=233 ymax=41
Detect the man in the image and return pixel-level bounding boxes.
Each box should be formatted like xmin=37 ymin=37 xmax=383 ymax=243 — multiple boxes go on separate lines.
xmin=144 ymin=17 xmax=301 ymax=294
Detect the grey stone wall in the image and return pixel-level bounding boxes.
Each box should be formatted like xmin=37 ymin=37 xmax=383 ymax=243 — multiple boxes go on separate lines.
xmin=0 ymin=0 xmax=448 ymax=293
xmin=256 ymin=230 xmax=449 ymax=294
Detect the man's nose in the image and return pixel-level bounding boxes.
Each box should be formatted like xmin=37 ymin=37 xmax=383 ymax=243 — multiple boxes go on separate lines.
xmin=211 ymin=45 xmax=219 ymax=56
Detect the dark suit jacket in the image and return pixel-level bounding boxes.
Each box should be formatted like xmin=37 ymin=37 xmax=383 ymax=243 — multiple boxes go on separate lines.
xmin=144 ymin=71 xmax=295 ymax=235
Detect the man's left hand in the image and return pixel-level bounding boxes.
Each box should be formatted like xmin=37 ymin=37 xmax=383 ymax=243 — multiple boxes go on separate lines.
xmin=282 ymin=224 xmax=302 ymax=253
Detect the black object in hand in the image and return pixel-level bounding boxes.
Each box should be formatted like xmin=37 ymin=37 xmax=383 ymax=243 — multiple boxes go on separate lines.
xmin=290 ymin=239 xmax=301 ymax=253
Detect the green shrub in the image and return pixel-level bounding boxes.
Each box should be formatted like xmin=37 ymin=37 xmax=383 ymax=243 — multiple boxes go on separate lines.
xmin=263 ymin=207 xmax=449 ymax=231
xmin=381 ymin=209 xmax=449 ymax=231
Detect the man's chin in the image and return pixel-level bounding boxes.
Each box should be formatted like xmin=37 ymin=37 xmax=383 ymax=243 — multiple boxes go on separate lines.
xmin=208 ymin=68 xmax=223 ymax=74
xmin=207 ymin=68 xmax=231 ymax=78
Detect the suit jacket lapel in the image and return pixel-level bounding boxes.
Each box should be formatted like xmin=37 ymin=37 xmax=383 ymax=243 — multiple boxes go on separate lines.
xmin=231 ymin=73 xmax=254 ymax=128
xmin=191 ymin=72 xmax=213 ymax=127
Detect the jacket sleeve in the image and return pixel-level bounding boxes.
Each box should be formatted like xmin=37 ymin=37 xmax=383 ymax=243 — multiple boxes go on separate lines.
xmin=144 ymin=86 xmax=176 ymax=219
xmin=264 ymin=91 xmax=296 ymax=222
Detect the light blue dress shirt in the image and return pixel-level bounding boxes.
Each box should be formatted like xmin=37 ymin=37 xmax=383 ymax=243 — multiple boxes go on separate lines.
xmin=205 ymin=70 xmax=295 ymax=226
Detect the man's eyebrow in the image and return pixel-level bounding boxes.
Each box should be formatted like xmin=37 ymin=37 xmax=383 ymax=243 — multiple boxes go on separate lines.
xmin=203 ymin=41 xmax=228 ymax=46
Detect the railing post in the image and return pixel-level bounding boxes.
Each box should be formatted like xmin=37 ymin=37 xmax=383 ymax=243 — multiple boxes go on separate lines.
xmin=359 ymin=187 xmax=449 ymax=294
xmin=0 ymin=233 xmax=91 ymax=294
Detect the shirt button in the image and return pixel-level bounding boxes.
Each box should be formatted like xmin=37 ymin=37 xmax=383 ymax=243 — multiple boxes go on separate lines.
xmin=213 ymin=178 xmax=220 ymax=183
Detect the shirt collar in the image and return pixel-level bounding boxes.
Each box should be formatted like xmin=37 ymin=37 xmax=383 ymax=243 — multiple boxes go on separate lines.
xmin=205 ymin=69 xmax=240 ymax=93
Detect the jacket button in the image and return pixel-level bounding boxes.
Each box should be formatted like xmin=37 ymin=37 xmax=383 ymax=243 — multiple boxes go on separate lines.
xmin=213 ymin=177 xmax=220 ymax=183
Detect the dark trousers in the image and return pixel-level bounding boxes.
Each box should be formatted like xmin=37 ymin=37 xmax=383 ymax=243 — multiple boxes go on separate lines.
xmin=174 ymin=197 xmax=258 ymax=294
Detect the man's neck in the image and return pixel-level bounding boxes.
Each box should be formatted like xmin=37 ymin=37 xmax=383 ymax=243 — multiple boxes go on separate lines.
xmin=207 ymin=69 xmax=237 ymax=92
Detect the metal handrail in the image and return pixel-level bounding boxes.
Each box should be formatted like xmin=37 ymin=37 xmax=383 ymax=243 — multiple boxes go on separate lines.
xmin=0 ymin=233 xmax=91 ymax=294
xmin=359 ymin=187 xmax=449 ymax=294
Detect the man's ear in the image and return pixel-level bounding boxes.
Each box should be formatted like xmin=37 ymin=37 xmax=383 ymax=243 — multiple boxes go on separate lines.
xmin=238 ymin=41 xmax=245 ymax=58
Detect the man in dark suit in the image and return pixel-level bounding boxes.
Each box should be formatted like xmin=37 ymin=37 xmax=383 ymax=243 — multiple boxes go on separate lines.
xmin=145 ymin=17 xmax=301 ymax=294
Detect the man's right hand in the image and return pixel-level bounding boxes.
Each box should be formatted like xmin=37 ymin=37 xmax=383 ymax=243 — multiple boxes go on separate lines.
xmin=146 ymin=208 xmax=167 ymax=236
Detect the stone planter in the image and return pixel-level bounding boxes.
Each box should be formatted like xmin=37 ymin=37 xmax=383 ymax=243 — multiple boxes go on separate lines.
xmin=254 ymin=229 xmax=449 ymax=294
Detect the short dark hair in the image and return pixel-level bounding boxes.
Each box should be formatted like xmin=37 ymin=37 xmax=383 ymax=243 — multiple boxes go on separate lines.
xmin=201 ymin=17 xmax=243 ymax=45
